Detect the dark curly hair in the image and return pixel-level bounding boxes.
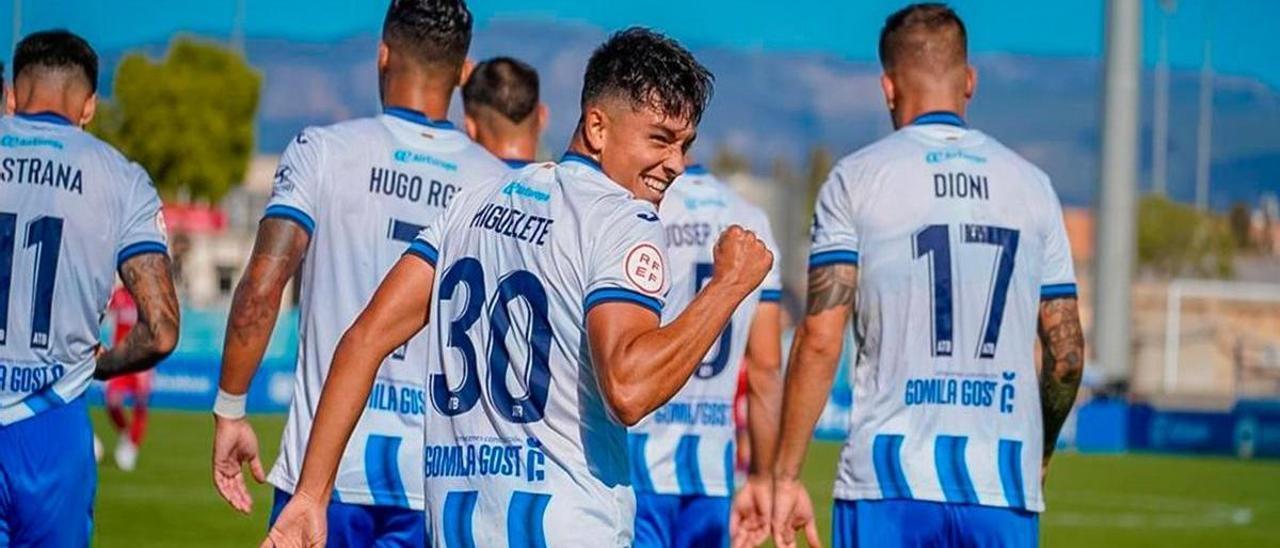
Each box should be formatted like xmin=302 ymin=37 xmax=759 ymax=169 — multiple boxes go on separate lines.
xmin=463 ymin=56 xmax=540 ymax=124
xmin=581 ymin=27 xmax=714 ymax=125
xmin=14 ymin=29 xmax=99 ymax=93
xmin=383 ymin=0 xmax=473 ymax=73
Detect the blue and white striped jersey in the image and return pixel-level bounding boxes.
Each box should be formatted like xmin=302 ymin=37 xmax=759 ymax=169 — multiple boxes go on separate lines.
xmin=263 ymin=108 xmax=507 ymax=510
xmin=628 ymin=166 xmax=782 ymax=498
xmin=410 ymin=153 xmax=671 ymax=547
xmin=0 ymin=112 xmax=168 ymax=425
xmin=810 ymin=112 xmax=1076 ymax=513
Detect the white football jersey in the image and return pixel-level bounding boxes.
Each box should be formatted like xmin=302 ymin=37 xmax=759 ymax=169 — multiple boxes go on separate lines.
xmin=0 ymin=113 xmax=167 ymax=425
xmin=811 ymin=112 xmax=1076 ymax=513
xmin=627 ymin=166 xmax=782 ymax=498
xmin=264 ymin=108 xmax=507 ymax=510
xmin=412 ymin=153 xmax=671 ymax=547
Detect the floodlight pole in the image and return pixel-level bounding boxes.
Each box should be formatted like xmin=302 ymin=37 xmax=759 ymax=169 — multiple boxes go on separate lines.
xmin=1095 ymin=0 xmax=1142 ymax=382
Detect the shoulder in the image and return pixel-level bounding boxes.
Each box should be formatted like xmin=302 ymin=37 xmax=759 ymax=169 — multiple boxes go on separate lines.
xmin=457 ymin=141 xmax=511 ymax=179
xmin=74 ymin=132 xmax=153 ymax=189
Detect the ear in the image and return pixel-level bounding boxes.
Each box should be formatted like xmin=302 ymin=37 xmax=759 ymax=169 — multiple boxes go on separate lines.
xmin=377 ymin=41 xmax=391 ymax=73
xmin=460 ymin=58 xmax=476 ymax=87
xmin=463 ymin=113 xmax=479 ymax=140
xmin=582 ymin=105 xmax=608 ymax=154
xmin=79 ymin=93 xmax=98 ymax=127
xmin=5 ymin=85 xmax=14 ymax=115
xmin=535 ymin=103 xmax=549 ymax=133
xmin=964 ymin=65 xmax=977 ymax=100
xmin=880 ymin=73 xmax=897 ymax=112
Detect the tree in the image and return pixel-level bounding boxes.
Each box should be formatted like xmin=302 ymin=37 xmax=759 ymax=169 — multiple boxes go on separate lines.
xmin=1228 ymin=202 xmax=1254 ymax=252
xmin=91 ymin=37 xmax=261 ymax=203
xmin=1137 ymin=194 xmax=1236 ymax=278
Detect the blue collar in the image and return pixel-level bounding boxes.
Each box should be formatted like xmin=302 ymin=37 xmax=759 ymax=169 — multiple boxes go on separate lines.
xmin=16 ymin=111 xmax=75 ymax=126
xmin=560 ymin=151 xmax=603 ymax=172
xmin=911 ymin=111 xmax=966 ymax=128
xmin=684 ymin=164 xmax=709 ymax=175
xmin=503 ymin=158 xmax=534 ymax=169
xmin=383 ymin=107 xmax=455 ymax=130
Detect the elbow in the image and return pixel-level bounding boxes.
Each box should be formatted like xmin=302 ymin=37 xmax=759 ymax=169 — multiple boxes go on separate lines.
xmin=145 ymin=323 xmax=179 ymax=363
xmin=601 ymin=381 xmax=650 ymax=427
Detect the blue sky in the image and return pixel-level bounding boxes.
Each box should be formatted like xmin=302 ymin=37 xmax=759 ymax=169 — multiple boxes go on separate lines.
xmin=5 ymin=0 xmax=1278 ymax=89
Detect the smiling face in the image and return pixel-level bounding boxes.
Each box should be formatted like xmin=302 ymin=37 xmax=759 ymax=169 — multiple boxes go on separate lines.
xmin=581 ymin=98 xmax=697 ymax=205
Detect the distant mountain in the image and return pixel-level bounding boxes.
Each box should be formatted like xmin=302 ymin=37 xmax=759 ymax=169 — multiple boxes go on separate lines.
xmin=98 ymin=19 xmax=1280 ymax=209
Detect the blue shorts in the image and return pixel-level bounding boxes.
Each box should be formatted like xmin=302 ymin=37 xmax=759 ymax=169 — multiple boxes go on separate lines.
xmin=269 ymin=488 xmax=426 ymax=547
xmin=633 ymin=492 xmax=730 ymax=548
xmin=0 ymin=397 xmax=96 ymax=547
xmin=833 ymin=499 xmax=1038 ymax=548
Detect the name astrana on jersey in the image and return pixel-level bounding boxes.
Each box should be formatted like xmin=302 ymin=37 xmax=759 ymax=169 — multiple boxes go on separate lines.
xmin=625 ymin=242 xmax=666 ymax=294
xmin=1 ymin=157 xmax=84 ymax=194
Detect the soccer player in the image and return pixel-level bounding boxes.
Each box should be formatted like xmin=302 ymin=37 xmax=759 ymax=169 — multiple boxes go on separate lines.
xmin=105 ymin=285 xmax=154 ymax=471
xmin=266 ymin=28 xmax=772 ymax=547
xmin=0 ymin=30 xmax=179 ymax=546
xmin=461 ymin=56 xmax=547 ymax=168
xmin=210 ymin=0 xmax=507 ymax=544
xmin=771 ymin=5 xmax=1085 ymax=547
xmin=628 ymin=162 xmax=784 ymax=547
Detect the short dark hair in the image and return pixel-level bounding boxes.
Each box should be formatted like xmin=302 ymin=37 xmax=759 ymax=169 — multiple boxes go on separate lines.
xmin=878 ymin=3 xmax=967 ymax=72
xmin=463 ymin=57 xmax=540 ymax=124
xmin=581 ymin=27 xmax=714 ymax=125
xmin=382 ymin=0 xmax=473 ymax=73
xmin=13 ymin=30 xmax=99 ymax=92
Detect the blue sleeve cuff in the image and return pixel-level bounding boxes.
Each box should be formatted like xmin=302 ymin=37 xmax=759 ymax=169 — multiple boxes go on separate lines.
xmin=809 ymin=249 xmax=860 ymax=268
xmin=116 ymin=241 xmax=169 ymax=268
xmin=263 ymin=204 xmax=316 ymax=235
xmin=584 ymin=288 xmax=663 ymax=316
xmin=404 ymin=239 xmax=439 ymax=266
xmin=760 ymin=289 xmax=783 ymax=302
xmin=1040 ymin=283 xmax=1078 ymax=299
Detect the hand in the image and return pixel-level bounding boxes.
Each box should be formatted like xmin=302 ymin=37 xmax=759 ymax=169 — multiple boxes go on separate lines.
xmin=710 ymin=225 xmax=773 ymax=296
xmin=730 ymin=475 xmax=773 ymax=548
xmin=262 ymin=491 xmax=327 ymax=548
xmin=771 ymin=478 xmax=822 ymax=548
xmin=212 ymin=415 xmax=267 ymax=513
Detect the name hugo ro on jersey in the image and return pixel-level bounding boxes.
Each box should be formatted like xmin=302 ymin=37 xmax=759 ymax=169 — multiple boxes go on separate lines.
xmin=368 ymin=166 xmax=459 ymax=208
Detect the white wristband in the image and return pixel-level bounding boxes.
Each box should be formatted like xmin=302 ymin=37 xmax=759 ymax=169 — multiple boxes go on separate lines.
xmin=213 ymin=389 xmax=248 ymax=420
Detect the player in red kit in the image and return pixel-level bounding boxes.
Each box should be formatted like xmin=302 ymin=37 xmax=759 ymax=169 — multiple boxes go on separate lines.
xmin=104 ymin=286 xmax=155 ymax=471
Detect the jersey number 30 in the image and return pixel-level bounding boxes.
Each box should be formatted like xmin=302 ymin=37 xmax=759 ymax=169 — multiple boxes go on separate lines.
xmin=430 ymin=257 xmax=552 ymax=423
xmin=913 ymin=223 xmax=1019 ymax=359
xmin=0 ymin=212 xmax=64 ymax=349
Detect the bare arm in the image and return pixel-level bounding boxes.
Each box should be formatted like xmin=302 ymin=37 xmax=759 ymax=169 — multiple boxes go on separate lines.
xmin=743 ymin=301 xmax=783 ymax=477
xmin=773 ymin=263 xmax=857 ymax=481
xmin=217 ymin=219 xmax=309 ymax=394
xmin=587 ymin=226 xmax=772 ymax=426
xmin=95 ymin=253 xmax=180 ymax=380
xmin=290 ymin=256 xmax=435 ymax=501
xmin=1037 ymin=297 xmax=1085 ymax=468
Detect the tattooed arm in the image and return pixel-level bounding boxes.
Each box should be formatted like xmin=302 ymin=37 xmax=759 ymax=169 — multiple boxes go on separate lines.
xmin=774 ymin=262 xmax=857 ymax=479
xmin=94 ymin=253 xmax=180 ymax=380
xmin=217 ymin=219 xmax=309 ymax=396
xmin=212 ymin=218 xmax=308 ymax=513
xmin=1037 ymin=296 xmax=1085 ymax=472
xmin=771 ymin=262 xmax=857 ymax=546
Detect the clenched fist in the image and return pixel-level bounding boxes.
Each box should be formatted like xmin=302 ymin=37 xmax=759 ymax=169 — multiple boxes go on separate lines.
xmin=710 ymin=225 xmax=773 ymax=297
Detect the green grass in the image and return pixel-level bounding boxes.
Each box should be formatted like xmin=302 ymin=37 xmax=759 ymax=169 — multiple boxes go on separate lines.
xmin=91 ymin=411 xmax=1280 ymax=547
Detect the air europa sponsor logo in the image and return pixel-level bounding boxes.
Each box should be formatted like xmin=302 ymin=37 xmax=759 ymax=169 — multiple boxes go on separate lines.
xmin=501 ymin=180 xmax=551 ymax=202
xmin=391 ymin=149 xmax=458 ymax=172
xmin=0 ymin=135 xmax=64 ymax=150
xmin=924 ymin=149 xmax=987 ymax=164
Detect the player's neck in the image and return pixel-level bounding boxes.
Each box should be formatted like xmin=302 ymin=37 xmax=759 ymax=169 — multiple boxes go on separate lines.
xmin=381 ymin=76 xmax=452 ymax=122
xmin=892 ymin=99 xmax=967 ymax=130
xmin=478 ymin=133 xmax=538 ymax=163
xmin=14 ymin=94 xmax=86 ymax=128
